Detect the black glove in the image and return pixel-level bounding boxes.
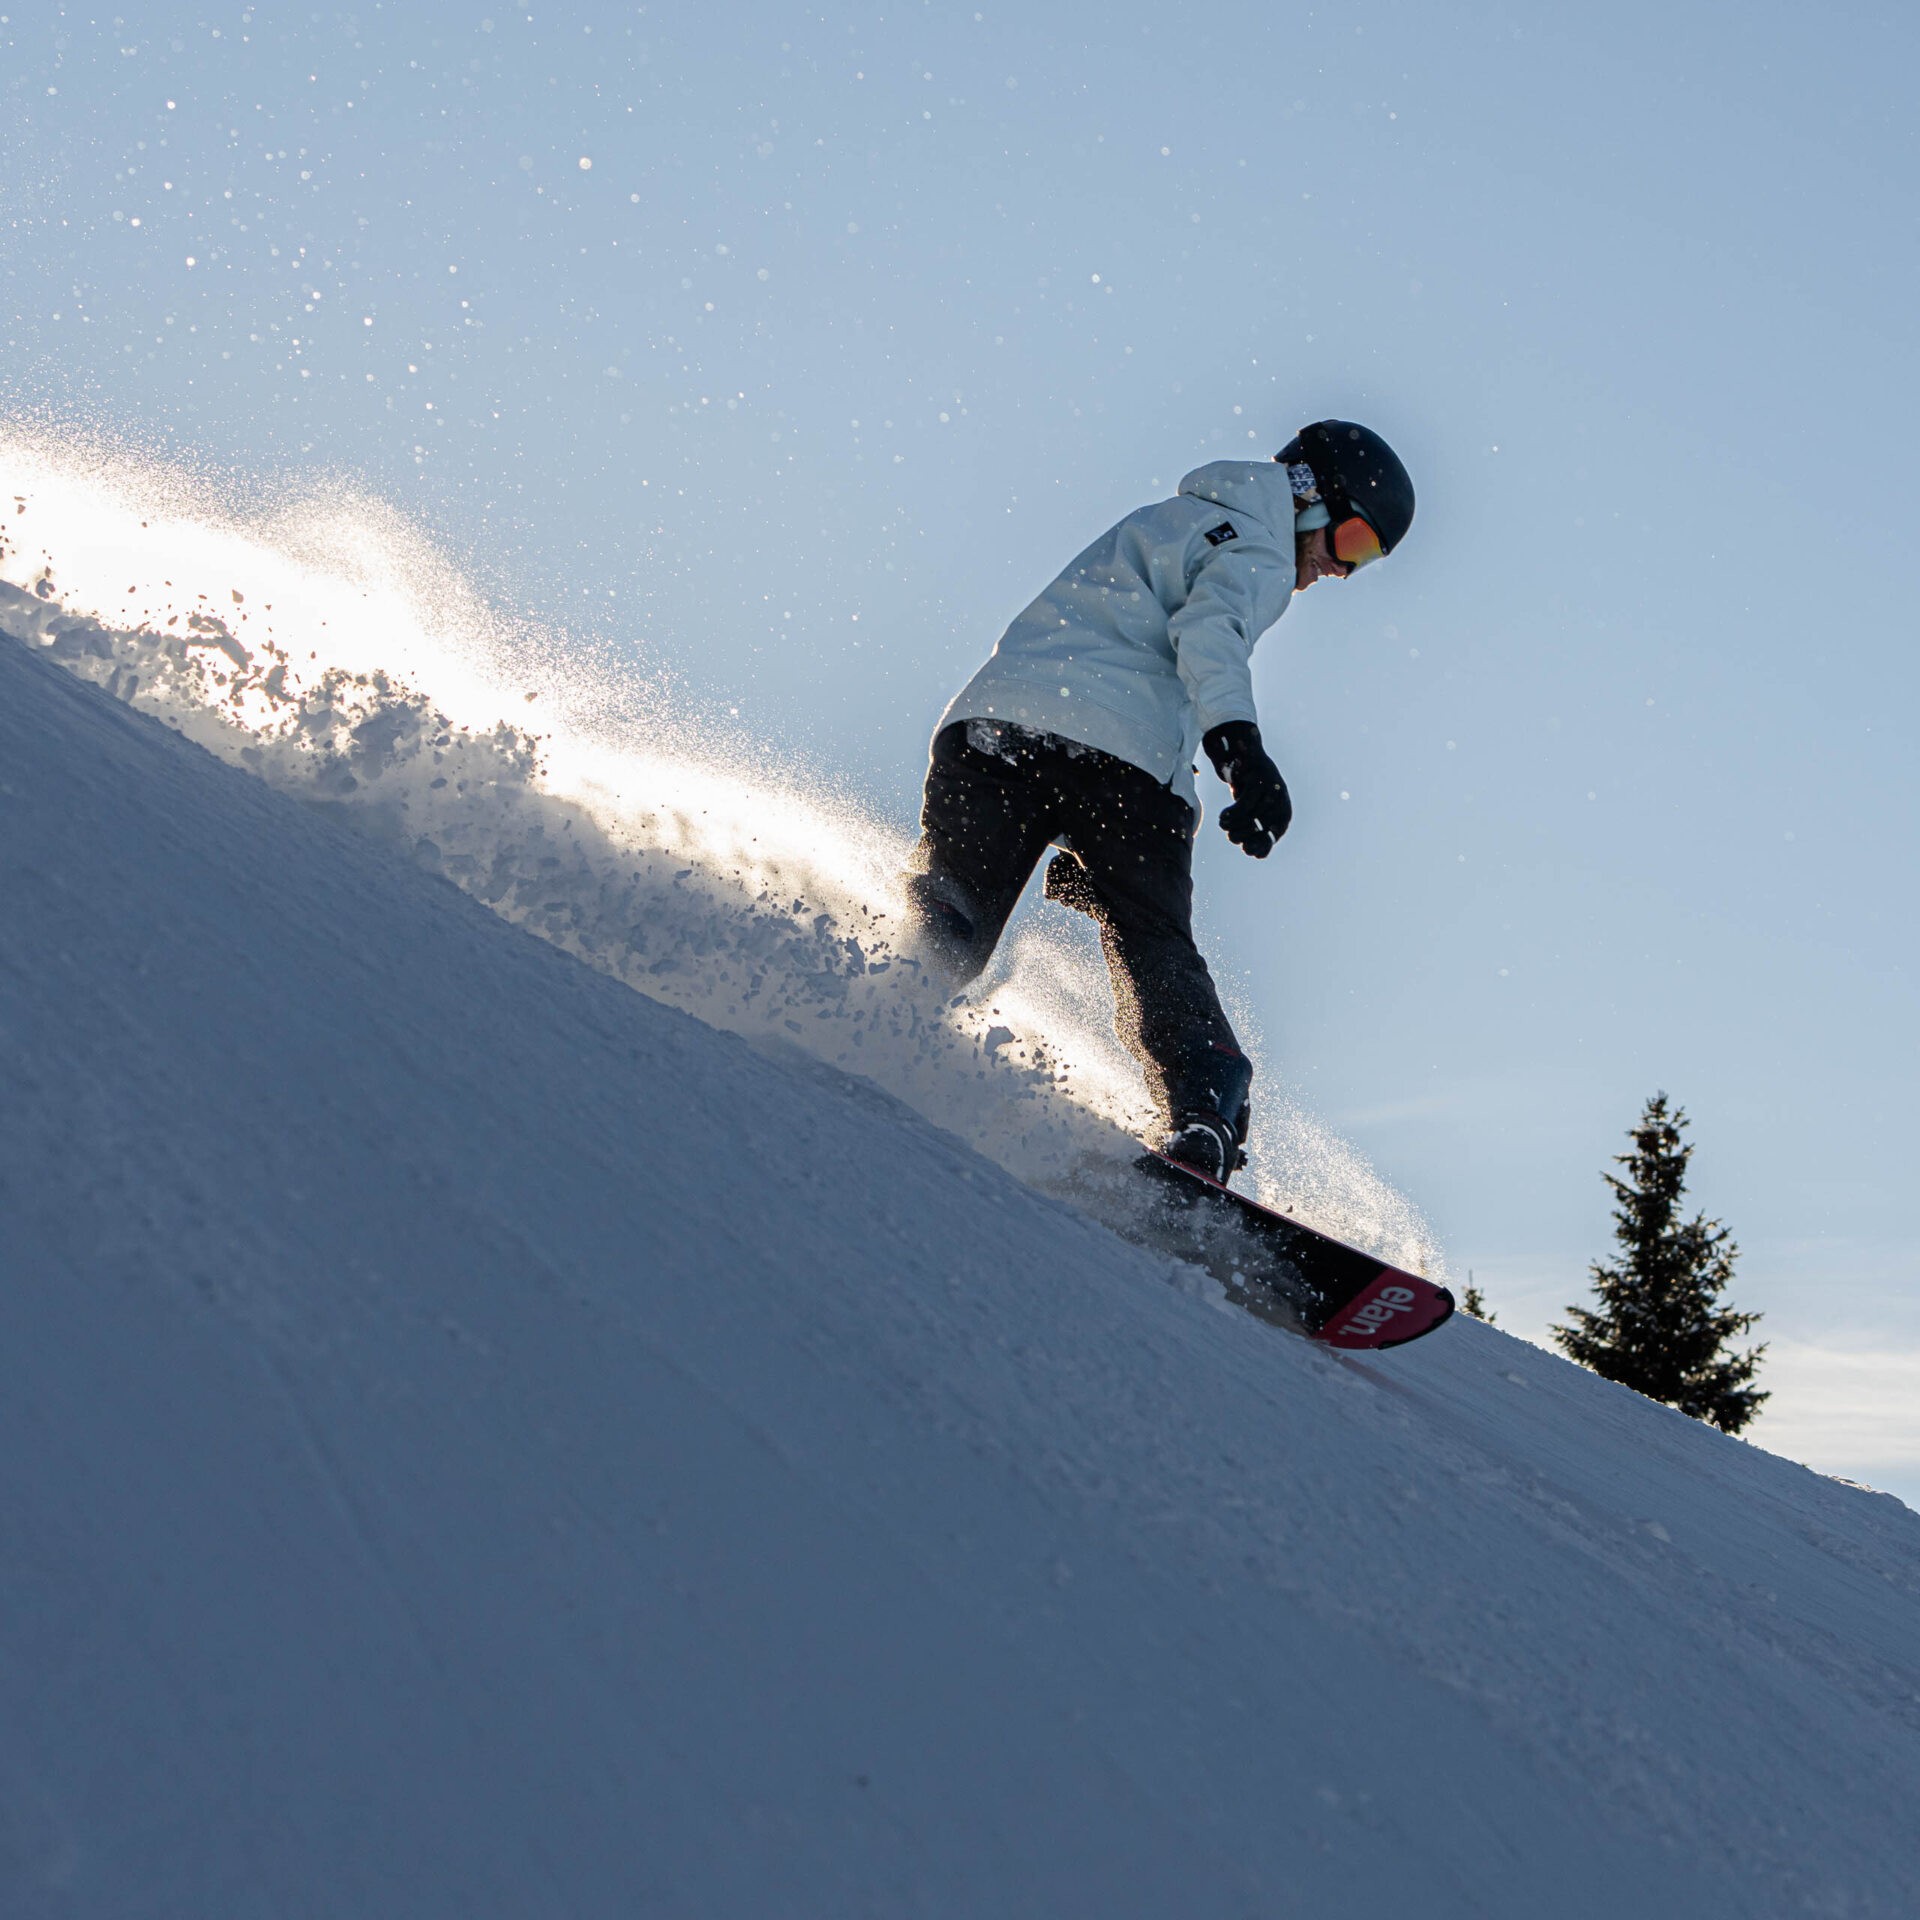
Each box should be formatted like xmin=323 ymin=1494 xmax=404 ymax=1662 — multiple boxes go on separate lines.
xmin=1043 ymin=849 xmax=1103 ymax=918
xmin=1203 ymin=721 xmax=1292 ymax=859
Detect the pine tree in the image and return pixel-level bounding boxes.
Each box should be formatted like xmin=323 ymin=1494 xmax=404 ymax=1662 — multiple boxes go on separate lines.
xmin=1553 ymin=1094 xmax=1766 ymax=1433
xmin=1461 ymin=1275 xmax=1496 ymax=1324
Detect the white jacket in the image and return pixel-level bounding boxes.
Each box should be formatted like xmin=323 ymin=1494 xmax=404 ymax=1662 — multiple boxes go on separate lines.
xmin=937 ymin=460 xmax=1298 ymax=807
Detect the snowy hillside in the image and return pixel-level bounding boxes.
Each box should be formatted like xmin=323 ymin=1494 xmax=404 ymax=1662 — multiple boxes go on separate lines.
xmin=5 ymin=563 xmax=1920 ymax=1913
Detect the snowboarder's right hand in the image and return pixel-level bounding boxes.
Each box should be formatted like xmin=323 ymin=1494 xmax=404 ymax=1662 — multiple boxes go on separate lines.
xmin=1043 ymin=849 xmax=1102 ymax=918
xmin=1203 ymin=722 xmax=1293 ymax=859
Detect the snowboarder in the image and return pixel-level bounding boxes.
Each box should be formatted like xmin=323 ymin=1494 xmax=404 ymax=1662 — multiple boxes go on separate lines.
xmin=905 ymin=419 xmax=1415 ymax=1184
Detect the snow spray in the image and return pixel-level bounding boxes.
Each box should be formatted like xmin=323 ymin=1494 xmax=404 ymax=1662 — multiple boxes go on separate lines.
xmin=0 ymin=429 xmax=1441 ymax=1275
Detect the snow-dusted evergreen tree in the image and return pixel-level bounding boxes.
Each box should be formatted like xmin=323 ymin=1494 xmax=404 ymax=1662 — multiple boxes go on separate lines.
xmin=1554 ymin=1094 xmax=1767 ymax=1434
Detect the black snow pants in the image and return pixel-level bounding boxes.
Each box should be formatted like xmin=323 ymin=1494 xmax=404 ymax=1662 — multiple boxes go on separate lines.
xmin=906 ymin=720 xmax=1252 ymax=1140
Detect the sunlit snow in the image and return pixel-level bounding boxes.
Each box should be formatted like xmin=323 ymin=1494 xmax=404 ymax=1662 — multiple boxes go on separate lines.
xmin=0 ymin=430 xmax=1438 ymax=1272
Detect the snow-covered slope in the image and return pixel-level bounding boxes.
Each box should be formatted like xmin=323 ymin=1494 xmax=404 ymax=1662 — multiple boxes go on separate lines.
xmin=4 ymin=636 xmax=1920 ymax=1917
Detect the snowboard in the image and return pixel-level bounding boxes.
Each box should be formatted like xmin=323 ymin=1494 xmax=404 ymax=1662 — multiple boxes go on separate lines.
xmin=1126 ymin=1151 xmax=1455 ymax=1350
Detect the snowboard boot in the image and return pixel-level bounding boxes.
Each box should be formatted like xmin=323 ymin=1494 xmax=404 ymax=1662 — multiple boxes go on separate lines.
xmin=1159 ymin=1111 xmax=1241 ymax=1186
xmin=903 ymin=873 xmax=990 ymax=986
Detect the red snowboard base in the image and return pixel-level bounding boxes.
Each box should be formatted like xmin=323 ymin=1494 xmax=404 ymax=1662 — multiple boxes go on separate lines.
xmin=1132 ymin=1151 xmax=1455 ymax=1351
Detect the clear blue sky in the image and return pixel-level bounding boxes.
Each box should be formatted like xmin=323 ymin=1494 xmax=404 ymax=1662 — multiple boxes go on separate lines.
xmin=5 ymin=0 xmax=1917 ymax=1490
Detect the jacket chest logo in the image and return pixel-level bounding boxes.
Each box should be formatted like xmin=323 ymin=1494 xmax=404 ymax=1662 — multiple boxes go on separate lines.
xmin=1204 ymin=521 xmax=1238 ymax=546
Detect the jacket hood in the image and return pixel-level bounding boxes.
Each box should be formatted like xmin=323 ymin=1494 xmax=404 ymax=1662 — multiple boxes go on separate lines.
xmin=1177 ymin=460 xmax=1298 ymax=535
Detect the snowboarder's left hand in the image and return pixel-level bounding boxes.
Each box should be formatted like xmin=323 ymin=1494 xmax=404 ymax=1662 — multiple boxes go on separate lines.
xmin=1203 ymin=722 xmax=1292 ymax=859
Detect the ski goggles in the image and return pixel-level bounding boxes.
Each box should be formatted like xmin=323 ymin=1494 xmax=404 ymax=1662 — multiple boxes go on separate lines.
xmin=1329 ymin=513 xmax=1386 ymax=573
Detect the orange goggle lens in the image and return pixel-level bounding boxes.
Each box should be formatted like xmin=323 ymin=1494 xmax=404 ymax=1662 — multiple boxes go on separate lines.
xmin=1330 ymin=514 xmax=1385 ymax=571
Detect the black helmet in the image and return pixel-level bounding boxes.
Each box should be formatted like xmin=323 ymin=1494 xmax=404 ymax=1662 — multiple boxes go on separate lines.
xmin=1276 ymin=420 xmax=1416 ymax=556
